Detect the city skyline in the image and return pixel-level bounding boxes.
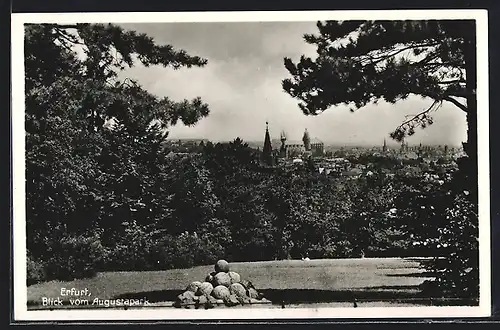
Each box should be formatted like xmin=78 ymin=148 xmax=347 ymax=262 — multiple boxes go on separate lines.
xmin=118 ymin=22 xmax=468 ymax=147
xmin=163 ymin=125 xmax=464 ymax=148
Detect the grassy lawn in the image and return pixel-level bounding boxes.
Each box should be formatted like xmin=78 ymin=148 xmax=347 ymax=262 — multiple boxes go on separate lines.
xmin=27 ymin=257 xmax=448 ymax=308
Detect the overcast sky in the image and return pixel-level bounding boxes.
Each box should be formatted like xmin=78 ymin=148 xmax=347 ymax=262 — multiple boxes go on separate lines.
xmin=118 ymin=22 xmax=467 ymax=146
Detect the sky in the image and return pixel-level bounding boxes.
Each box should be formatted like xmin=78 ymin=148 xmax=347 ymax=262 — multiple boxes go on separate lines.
xmin=118 ymin=22 xmax=467 ymax=147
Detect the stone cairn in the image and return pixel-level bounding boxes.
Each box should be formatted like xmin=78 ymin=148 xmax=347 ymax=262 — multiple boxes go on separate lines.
xmin=174 ymin=259 xmax=270 ymax=309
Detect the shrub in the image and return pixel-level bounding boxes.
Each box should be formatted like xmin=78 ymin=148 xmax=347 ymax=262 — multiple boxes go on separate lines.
xmin=44 ymin=233 xmax=108 ymax=281
xmin=158 ymin=232 xmax=224 ymax=269
xmin=305 ymin=241 xmax=354 ymax=259
xmin=104 ymin=222 xmax=160 ymax=271
xmin=420 ymin=191 xmax=479 ymax=298
xmin=27 ymin=255 xmax=46 ymax=285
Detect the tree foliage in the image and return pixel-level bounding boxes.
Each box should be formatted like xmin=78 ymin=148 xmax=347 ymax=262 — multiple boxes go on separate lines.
xmin=281 ymin=20 xmax=479 ymax=299
xmin=392 ymin=166 xmax=479 ymax=297
xmin=282 ymin=20 xmax=476 ymax=151
xmin=25 ymin=23 xmax=210 ymax=278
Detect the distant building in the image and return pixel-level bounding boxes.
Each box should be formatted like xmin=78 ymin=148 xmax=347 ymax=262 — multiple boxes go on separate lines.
xmin=260 ymin=126 xmax=326 ymax=161
xmin=285 ymin=141 xmax=305 ymax=158
xmin=310 ymin=137 xmax=324 ymax=156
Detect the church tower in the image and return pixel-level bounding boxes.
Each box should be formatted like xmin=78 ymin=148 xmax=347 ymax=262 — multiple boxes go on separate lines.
xmin=383 ymin=138 xmax=387 ymax=153
xmin=279 ymin=130 xmax=287 ymax=158
xmin=262 ymin=122 xmax=273 ymax=166
xmin=400 ymin=138 xmax=407 ymax=153
xmin=302 ymin=128 xmax=311 ymax=151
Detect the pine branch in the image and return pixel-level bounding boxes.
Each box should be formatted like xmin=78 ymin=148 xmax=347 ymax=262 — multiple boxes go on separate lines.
xmin=53 ymin=29 xmax=86 ymax=47
xmin=443 ymin=95 xmax=468 ymax=112
xmin=356 ymin=42 xmax=440 ymax=66
xmin=53 ymin=38 xmax=76 ymax=54
xmin=395 ymin=99 xmax=442 ymax=132
xmin=50 ymin=24 xmax=79 ymax=29
xmin=445 ymin=89 xmax=470 ymax=99
xmin=416 ymin=60 xmax=464 ymax=71
xmin=414 ymin=52 xmax=440 ymax=67
xmin=438 ymin=79 xmax=466 ymax=85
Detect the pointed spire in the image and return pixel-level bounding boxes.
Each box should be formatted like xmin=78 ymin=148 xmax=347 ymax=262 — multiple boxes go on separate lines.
xmin=262 ymin=121 xmax=273 ymax=165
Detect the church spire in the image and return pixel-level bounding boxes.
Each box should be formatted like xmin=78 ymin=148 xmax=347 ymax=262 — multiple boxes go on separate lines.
xmin=262 ymin=121 xmax=273 ymax=165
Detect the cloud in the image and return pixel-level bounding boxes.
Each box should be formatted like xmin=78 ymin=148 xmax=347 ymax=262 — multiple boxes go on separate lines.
xmin=117 ymin=22 xmax=467 ymax=146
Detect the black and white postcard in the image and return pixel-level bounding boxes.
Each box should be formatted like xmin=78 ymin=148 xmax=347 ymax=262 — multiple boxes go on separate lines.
xmin=11 ymin=9 xmax=491 ymax=321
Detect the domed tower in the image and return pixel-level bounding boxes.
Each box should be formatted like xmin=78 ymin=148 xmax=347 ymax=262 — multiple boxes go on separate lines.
xmin=302 ymin=128 xmax=311 ymax=151
xmin=279 ymin=130 xmax=287 ymax=158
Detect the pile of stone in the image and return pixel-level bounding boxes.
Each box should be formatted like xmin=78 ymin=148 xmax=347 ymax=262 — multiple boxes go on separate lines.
xmin=174 ymin=259 xmax=269 ymax=309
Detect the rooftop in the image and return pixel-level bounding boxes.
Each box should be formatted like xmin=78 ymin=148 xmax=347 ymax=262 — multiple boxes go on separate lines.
xmin=286 ymin=141 xmax=304 ymax=146
xmin=310 ymin=137 xmax=323 ymax=144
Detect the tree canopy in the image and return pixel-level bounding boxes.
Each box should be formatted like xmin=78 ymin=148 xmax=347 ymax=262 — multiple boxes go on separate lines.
xmin=281 ymin=20 xmax=479 ymax=298
xmin=25 ymin=23 xmax=211 ymax=277
xmin=282 ymin=20 xmax=476 ymax=154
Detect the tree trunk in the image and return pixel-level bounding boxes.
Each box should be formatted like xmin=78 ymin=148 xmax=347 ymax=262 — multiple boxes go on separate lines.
xmin=463 ymin=20 xmax=478 ymax=204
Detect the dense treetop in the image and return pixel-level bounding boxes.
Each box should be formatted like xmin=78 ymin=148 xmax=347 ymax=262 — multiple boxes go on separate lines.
xmin=282 ymin=20 xmax=476 ymax=142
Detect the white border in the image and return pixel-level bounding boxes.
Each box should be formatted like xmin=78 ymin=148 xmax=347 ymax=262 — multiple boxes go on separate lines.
xmin=11 ymin=10 xmax=490 ymax=321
